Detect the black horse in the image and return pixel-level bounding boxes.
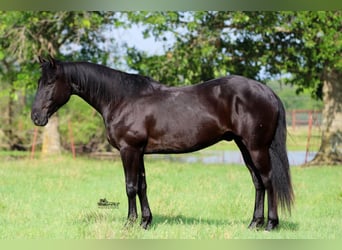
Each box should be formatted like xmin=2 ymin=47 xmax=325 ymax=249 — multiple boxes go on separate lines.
xmin=31 ymin=56 xmax=293 ymax=231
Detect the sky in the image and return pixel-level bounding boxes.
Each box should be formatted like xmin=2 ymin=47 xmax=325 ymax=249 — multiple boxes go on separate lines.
xmin=113 ymin=25 xmax=166 ymax=55
xmin=60 ymin=22 xmax=172 ymax=73
xmin=102 ymin=24 xmax=173 ymax=73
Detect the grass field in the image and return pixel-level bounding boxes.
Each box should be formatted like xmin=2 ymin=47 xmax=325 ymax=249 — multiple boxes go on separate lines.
xmin=0 ymin=155 xmax=341 ymax=239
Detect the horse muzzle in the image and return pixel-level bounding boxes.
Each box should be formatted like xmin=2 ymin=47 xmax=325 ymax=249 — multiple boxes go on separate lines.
xmin=31 ymin=111 xmax=49 ymax=126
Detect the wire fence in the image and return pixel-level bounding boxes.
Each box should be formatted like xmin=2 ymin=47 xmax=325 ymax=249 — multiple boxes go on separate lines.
xmin=286 ymin=109 xmax=322 ymax=130
xmin=286 ymin=110 xmax=322 ymax=164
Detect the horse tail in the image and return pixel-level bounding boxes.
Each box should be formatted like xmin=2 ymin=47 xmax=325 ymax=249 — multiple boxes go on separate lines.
xmin=269 ymin=97 xmax=294 ymax=213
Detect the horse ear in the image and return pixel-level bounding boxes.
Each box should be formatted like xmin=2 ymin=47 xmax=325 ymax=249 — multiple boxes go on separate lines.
xmin=38 ymin=56 xmax=47 ymax=64
xmin=48 ymin=55 xmax=56 ymax=68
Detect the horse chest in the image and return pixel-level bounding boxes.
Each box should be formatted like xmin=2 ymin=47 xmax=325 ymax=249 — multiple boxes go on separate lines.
xmin=103 ymin=107 xmax=149 ymax=150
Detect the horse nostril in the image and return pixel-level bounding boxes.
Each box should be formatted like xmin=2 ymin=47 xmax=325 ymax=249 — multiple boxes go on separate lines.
xmin=31 ymin=112 xmax=41 ymax=125
xmin=31 ymin=112 xmax=38 ymax=122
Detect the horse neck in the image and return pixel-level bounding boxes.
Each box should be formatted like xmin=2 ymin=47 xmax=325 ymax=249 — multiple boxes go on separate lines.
xmin=63 ymin=62 xmax=160 ymax=115
xmin=62 ymin=62 xmax=119 ymax=114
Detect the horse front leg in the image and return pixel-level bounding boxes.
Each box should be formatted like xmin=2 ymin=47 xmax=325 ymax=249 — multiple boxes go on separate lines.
xmin=137 ymin=159 xmax=152 ymax=229
xmin=120 ymin=147 xmax=141 ymax=225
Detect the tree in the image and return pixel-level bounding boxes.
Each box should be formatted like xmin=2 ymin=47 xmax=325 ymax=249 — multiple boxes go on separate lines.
xmin=0 ymin=11 xmax=118 ymax=155
xmin=263 ymin=11 xmax=341 ymax=165
xmin=124 ymin=11 xmax=342 ymax=165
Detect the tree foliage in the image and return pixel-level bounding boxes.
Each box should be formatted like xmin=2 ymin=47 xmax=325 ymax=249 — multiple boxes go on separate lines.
xmin=124 ymin=11 xmax=341 ymax=98
xmin=0 ymin=11 xmax=118 ymax=87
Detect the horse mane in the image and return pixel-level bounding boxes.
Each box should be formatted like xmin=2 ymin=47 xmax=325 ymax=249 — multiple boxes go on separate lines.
xmin=59 ymin=61 xmax=157 ymax=103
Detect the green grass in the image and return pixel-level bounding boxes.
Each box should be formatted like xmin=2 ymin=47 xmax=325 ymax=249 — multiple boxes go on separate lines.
xmin=0 ymin=156 xmax=341 ymax=239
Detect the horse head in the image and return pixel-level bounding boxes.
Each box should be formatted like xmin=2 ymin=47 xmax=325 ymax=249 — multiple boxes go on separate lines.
xmin=31 ymin=56 xmax=72 ymax=126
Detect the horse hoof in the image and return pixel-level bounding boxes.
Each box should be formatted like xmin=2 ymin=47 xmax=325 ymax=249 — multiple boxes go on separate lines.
xmin=140 ymin=215 xmax=153 ymax=229
xmin=248 ymin=217 xmax=264 ymax=229
xmin=265 ymin=219 xmax=279 ymax=231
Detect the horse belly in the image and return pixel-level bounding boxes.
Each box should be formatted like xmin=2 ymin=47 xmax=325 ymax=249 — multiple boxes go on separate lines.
xmin=144 ymin=110 xmax=225 ymax=154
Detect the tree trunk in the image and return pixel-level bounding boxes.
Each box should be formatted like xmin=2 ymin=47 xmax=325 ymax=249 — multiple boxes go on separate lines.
xmin=41 ymin=114 xmax=62 ymax=156
xmin=309 ymin=69 xmax=342 ymax=165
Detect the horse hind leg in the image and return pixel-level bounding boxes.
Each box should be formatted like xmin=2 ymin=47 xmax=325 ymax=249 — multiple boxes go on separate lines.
xmin=249 ymin=147 xmax=279 ymax=231
xmin=248 ymin=171 xmax=266 ymax=229
xmin=235 ymin=139 xmax=265 ymax=229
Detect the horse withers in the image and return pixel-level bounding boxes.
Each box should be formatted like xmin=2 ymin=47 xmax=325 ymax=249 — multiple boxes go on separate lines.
xmin=31 ymin=56 xmax=294 ymax=231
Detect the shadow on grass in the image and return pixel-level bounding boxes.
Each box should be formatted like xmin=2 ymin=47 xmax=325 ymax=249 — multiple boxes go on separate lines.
xmin=152 ymin=213 xmax=299 ymax=231
xmin=153 ymin=213 xmax=245 ymax=227
xmin=74 ymin=210 xmax=299 ymax=232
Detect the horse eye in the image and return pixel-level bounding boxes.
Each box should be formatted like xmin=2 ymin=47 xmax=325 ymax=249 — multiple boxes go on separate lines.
xmin=47 ymin=77 xmax=57 ymax=85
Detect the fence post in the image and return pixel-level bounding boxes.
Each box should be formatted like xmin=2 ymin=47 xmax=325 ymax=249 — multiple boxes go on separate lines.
xmin=68 ymin=120 xmax=76 ymax=159
xmin=292 ymin=110 xmax=296 ymax=131
xmin=30 ymin=127 xmax=38 ymax=160
xmin=305 ymin=111 xmax=313 ymax=164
